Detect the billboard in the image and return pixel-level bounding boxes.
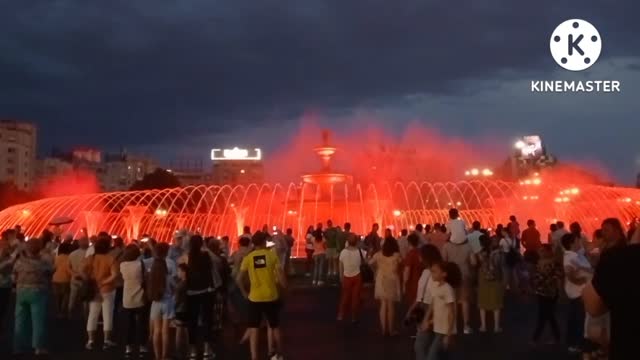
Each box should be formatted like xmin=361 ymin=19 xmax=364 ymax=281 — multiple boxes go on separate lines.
xmin=516 ymin=136 xmax=543 ymax=159
xmin=211 ymin=147 xmax=262 ymax=161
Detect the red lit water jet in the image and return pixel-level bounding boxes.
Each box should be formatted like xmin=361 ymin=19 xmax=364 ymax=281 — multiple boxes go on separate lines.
xmin=0 ymin=128 xmax=638 ymax=257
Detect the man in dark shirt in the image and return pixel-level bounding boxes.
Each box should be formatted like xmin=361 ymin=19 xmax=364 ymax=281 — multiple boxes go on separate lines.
xmin=584 ymin=241 xmax=640 ymax=359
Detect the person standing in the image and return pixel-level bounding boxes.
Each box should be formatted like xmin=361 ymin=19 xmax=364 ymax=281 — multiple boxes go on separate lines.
xmin=184 ymin=235 xmax=215 ymax=359
xmin=147 ymin=243 xmax=177 ymax=360
xmin=312 ymin=232 xmax=327 ymax=286
xmin=531 ymin=244 xmax=562 ymax=346
xmin=521 ymin=220 xmax=542 ymax=260
xmin=0 ymin=232 xmax=15 ymax=337
xmin=397 ymin=229 xmax=410 ymax=259
xmin=52 ymin=242 xmax=73 ymax=319
xmin=272 ymin=228 xmax=289 ymax=272
xmin=369 ymin=237 xmax=402 ymax=336
xmin=402 ymin=233 xmax=424 ymax=307
xmin=324 ymin=220 xmax=340 ymax=280
xmin=467 ymin=221 xmax=483 ymax=255
xmin=423 ymin=261 xmax=460 ymax=360
xmin=119 ymin=244 xmax=149 ymax=357
xmin=337 ymin=233 xmax=363 ymax=323
xmin=474 ymin=235 xmax=505 ymax=333
xmin=84 ymin=235 xmax=119 ymax=350
xmin=12 ymin=237 xmax=53 ymax=356
xmin=237 ymin=231 xmax=287 ymax=360
xmin=563 ymin=234 xmax=592 ymax=354
xmin=584 ymin=219 xmax=640 ymax=360
xmin=68 ymin=235 xmax=89 ymax=318
xmin=304 ymin=226 xmax=315 ymax=277
xmin=442 ymin=229 xmax=474 ymax=334
xmin=283 ymin=228 xmax=295 ymax=275
xmin=364 ymin=223 xmax=382 ymax=256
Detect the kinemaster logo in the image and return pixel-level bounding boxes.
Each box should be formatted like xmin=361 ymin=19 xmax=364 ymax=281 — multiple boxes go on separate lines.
xmin=531 ymin=19 xmax=621 ymax=93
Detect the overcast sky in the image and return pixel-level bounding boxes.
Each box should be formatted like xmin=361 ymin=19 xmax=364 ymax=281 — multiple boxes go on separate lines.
xmin=1 ymin=1 xmax=639 ymax=182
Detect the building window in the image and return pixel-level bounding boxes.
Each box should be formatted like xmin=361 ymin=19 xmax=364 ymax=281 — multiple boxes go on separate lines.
xmin=7 ymin=168 xmax=14 ymax=175
xmin=7 ymin=158 xmax=14 ymax=164
xmin=7 ymin=147 xmax=15 ymax=153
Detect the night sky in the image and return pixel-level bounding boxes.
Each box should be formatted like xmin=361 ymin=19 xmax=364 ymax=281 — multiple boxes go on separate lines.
xmin=1 ymin=1 xmax=639 ymax=182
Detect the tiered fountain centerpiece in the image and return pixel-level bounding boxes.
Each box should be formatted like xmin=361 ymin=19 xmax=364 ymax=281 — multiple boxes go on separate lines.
xmin=301 ymin=130 xmax=353 ymax=190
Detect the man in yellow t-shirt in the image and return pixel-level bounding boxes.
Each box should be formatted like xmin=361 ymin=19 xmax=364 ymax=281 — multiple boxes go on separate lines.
xmin=237 ymin=231 xmax=287 ymax=360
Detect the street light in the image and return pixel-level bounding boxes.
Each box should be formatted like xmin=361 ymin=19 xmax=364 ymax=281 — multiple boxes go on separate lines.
xmin=392 ymin=209 xmax=402 ymax=217
xmin=465 ymin=168 xmax=493 ymax=177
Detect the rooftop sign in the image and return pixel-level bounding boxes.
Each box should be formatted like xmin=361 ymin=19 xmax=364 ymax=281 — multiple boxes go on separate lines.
xmin=211 ymin=147 xmax=262 ymax=161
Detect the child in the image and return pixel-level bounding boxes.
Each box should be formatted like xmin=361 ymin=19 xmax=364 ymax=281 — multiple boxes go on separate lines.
xmin=423 ymin=261 xmax=461 ymax=360
xmin=174 ymin=263 xmax=189 ymax=357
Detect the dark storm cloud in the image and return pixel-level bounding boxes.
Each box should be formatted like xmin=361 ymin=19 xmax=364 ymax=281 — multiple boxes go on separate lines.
xmin=0 ymin=1 xmax=639 ymax=151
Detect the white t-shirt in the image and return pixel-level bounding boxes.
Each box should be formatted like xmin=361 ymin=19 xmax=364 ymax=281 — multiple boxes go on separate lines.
xmin=415 ymin=269 xmax=432 ymax=304
xmin=339 ymin=248 xmax=363 ymax=277
xmin=499 ymin=236 xmax=515 ymax=253
xmin=563 ymin=250 xmax=591 ymax=299
xmin=426 ymin=281 xmax=457 ymax=335
xmin=446 ymin=219 xmax=467 ymax=245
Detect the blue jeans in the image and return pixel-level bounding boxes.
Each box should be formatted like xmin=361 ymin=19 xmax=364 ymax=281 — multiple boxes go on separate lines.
xmin=566 ymin=297 xmax=585 ymax=348
xmin=415 ymin=331 xmax=450 ymax=360
xmin=14 ymin=287 xmax=49 ymax=352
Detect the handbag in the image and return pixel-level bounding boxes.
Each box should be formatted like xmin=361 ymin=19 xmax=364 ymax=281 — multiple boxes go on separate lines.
xmin=358 ymin=249 xmax=374 ymax=283
xmin=410 ymin=273 xmax=431 ymax=323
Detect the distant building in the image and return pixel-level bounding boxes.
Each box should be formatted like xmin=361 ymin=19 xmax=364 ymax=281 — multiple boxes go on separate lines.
xmin=35 ymin=157 xmax=73 ymax=187
xmin=210 ymin=147 xmax=264 ymax=185
xmin=47 ymin=147 xmax=157 ymax=192
xmin=636 ymin=172 xmax=640 ymax=188
xmin=0 ymin=120 xmax=37 ymax=190
xmin=98 ymin=152 xmax=157 ymax=192
xmin=168 ymin=159 xmax=212 ymax=186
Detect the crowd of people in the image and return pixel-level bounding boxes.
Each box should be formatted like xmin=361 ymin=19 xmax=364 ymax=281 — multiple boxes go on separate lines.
xmin=0 ymin=209 xmax=639 ymax=360
xmin=0 ymin=225 xmax=290 ymax=360
xmin=305 ymin=209 xmax=640 ymax=360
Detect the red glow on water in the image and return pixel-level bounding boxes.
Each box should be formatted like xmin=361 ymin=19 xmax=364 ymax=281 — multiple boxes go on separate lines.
xmin=267 ymin=116 xmax=503 ymax=184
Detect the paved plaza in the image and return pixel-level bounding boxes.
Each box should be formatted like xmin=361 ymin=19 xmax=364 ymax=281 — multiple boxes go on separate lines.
xmin=0 ymin=277 xmax=579 ymax=360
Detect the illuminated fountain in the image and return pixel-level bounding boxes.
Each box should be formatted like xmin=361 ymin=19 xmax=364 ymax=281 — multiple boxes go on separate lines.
xmin=1 ymin=132 xmax=640 ymax=258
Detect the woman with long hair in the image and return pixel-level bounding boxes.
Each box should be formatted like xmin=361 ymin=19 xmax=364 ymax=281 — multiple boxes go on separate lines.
xmin=369 ymin=235 xmax=401 ymax=336
xmin=119 ymin=244 xmax=149 ymax=357
xmin=184 ymin=235 xmax=215 ymax=359
xmin=84 ymin=235 xmax=119 ymax=350
xmin=148 ymin=242 xmax=177 ymax=360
